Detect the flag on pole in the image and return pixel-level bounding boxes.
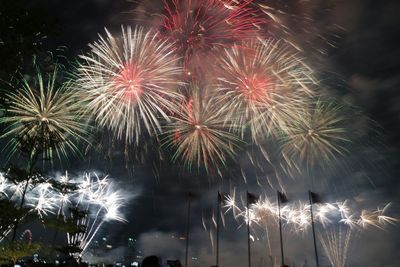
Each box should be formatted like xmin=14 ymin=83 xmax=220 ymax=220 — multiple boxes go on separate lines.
xmin=246 ymin=191 xmax=258 ymax=267
xmin=309 ymin=191 xmax=321 ymax=204
xmin=247 ymin=192 xmax=259 ymax=205
xmin=277 ymin=191 xmax=288 ymax=203
xmin=308 ymin=190 xmax=321 ymax=267
xmin=218 ymin=192 xmax=226 ymax=203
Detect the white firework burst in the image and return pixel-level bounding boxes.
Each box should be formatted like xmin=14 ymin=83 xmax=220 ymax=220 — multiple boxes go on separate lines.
xmin=75 ymin=26 xmax=184 ymax=145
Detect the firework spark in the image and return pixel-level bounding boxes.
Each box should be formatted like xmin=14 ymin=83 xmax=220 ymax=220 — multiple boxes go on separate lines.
xmin=215 ymin=39 xmax=315 ymax=141
xmin=66 ymin=172 xmax=128 ymax=257
xmin=163 ymin=85 xmax=241 ymax=174
xmin=0 ymin=68 xmax=88 ymax=163
xmin=159 ymin=0 xmax=264 ymax=77
xmin=75 ymin=26 xmax=183 ymax=145
xmin=223 ymin=192 xmax=397 ymax=233
xmin=0 ymin=172 xmax=56 ymax=242
xmin=319 ymin=226 xmax=353 ymax=267
xmin=0 ymin=171 xmax=130 ymax=255
xmin=280 ymin=100 xmax=349 ymax=169
xmin=258 ymin=1 xmax=344 ymax=56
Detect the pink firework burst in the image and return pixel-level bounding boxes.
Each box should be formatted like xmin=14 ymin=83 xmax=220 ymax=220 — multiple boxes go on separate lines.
xmin=112 ymin=62 xmax=145 ymax=102
xmin=75 ymin=26 xmax=183 ymax=145
xmin=215 ymin=39 xmax=315 ymax=141
xmin=160 ymin=0 xmax=266 ymax=77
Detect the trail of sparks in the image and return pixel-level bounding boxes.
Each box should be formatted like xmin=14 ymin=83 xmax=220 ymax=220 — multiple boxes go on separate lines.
xmin=319 ymin=226 xmax=353 ymax=267
xmin=160 ymin=0 xmax=265 ymax=77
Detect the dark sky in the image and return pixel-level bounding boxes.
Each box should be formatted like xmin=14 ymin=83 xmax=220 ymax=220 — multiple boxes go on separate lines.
xmin=1 ymin=0 xmax=400 ymax=266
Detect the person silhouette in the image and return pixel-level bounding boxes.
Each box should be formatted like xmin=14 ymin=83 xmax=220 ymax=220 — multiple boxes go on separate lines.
xmin=141 ymin=255 xmax=161 ymax=267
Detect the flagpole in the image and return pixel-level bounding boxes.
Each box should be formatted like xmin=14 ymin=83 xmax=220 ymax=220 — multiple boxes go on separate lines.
xmin=185 ymin=192 xmax=192 ymax=267
xmin=216 ymin=191 xmax=221 ymax=267
xmin=308 ymin=191 xmax=319 ymax=267
xmin=246 ymin=191 xmax=252 ymax=267
xmin=265 ymin=224 xmax=272 ymax=266
xmin=277 ymin=191 xmax=285 ymax=267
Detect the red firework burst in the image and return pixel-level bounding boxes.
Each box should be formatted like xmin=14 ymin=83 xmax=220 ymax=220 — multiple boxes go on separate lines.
xmin=160 ymin=0 xmax=266 ymax=77
xmin=112 ymin=62 xmax=144 ymax=102
xmin=214 ymin=39 xmax=315 ymax=140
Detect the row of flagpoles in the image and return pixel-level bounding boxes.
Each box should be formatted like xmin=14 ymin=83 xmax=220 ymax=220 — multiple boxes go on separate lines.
xmin=184 ymin=190 xmax=322 ymax=267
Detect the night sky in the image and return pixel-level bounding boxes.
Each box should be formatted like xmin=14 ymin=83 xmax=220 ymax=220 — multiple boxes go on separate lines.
xmin=1 ymin=0 xmax=400 ymax=266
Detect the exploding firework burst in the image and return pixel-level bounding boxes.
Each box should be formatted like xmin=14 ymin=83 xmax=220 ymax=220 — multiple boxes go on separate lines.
xmin=159 ymin=0 xmax=264 ymax=77
xmin=0 ymin=68 xmax=88 ymax=163
xmin=280 ymin=100 xmax=349 ymax=169
xmin=215 ymin=39 xmax=315 ymax=141
xmin=163 ymin=85 xmax=241 ymax=174
xmin=75 ymin=26 xmax=183 ymax=145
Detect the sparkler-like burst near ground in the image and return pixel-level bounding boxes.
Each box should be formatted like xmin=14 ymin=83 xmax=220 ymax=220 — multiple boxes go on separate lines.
xmin=0 ymin=171 xmax=58 ymax=243
xmin=218 ymin=192 xmax=397 ymax=267
xmin=223 ymin=193 xmax=397 ymax=233
xmin=214 ymin=39 xmax=316 ymax=142
xmin=0 ymin=171 xmax=130 ymax=258
xmin=221 ymin=192 xmax=396 ymax=265
xmin=158 ymin=0 xmax=265 ymax=78
xmin=65 ymin=172 xmax=128 ymax=257
xmin=0 ymin=67 xmax=88 ymax=163
xmin=75 ymin=26 xmax=183 ymax=146
xmin=163 ymin=85 xmax=241 ymax=174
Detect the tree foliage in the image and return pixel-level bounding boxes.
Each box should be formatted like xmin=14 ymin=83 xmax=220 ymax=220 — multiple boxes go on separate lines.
xmin=0 ymin=241 xmax=40 ymax=264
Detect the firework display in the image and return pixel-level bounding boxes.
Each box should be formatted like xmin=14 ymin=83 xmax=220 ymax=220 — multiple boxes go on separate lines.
xmin=0 ymin=0 xmax=397 ymax=266
xmin=319 ymin=226 xmax=353 ymax=267
xmin=0 ymin=68 xmax=88 ymax=163
xmin=0 ymin=171 xmax=128 ymax=256
xmin=75 ymin=26 xmax=183 ymax=145
xmin=65 ymin=172 xmax=127 ymax=256
xmin=223 ymin=192 xmax=397 ymax=232
xmin=280 ymin=100 xmax=349 ymax=170
xmin=163 ymin=85 xmax=241 ymax=173
xmin=219 ymin=190 xmax=397 ymax=265
xmin=258 ymin=1 xmax=344 ymax=57
xmin=215 ymin=39 xmax=315 ymax=140
xmin=65 ymin=2 xmax=352 ymax=175
xmin=0 ymin=171 xmax=58 ymax=220
xmin=0 ymin=171 xmax=53 ymax=243
xmin=159 ymin=0 xmax=264 ymax=77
